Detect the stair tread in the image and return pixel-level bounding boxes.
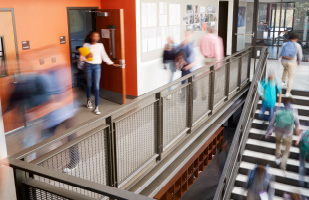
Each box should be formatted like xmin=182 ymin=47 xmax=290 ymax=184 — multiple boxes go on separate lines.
xmin=255 ymin=110 xmax=309 ymax=121
xmin=236 ymin=174 xmax=309 ymax=197
xmin=252 ymin=119 xmax=308 ymax=130
xmin=239 ymin=161 xmax=309 ymax=182
xmin=250 ymin=128 xmax=299 ymax=141
xmin=258 ymin=100 xmax=309 ymax=111
xmin=247 ymin=138 xmax=299 ymax=154
xmin=231 ymin=186 xmax=283 ymax=200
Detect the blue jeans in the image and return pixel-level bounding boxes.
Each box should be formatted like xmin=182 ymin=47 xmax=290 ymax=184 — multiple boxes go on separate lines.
xmin=181 ymin=69 xmax=192 ymax=84
xmin=166 ymin=61 xmax=176 ymax=92
xmin=259 ymin=104 xmax=275 ymax=122
xmin=85 ymin=63 xmax=101 ymax=106
xmin=299 ymin=150 xmax=308 ymax=187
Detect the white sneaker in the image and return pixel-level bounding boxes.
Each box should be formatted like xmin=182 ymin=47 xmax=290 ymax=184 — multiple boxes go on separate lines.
xmin=285 ymin=92 xmax=292 ymax=97
xmin=63 ymin=166 xmax=77 ymax=174
xmin=87 ymin=100 xmax=93 ymax=109
xmin=275 ymin=157 xmax=281 ymax=165
xmin=94 ymin=106 xmax=101 ymax=115
xmin=281 ymin=82 xmax=287 ymax=88
xmin=166 ymin=94 xmax=172 ymax=100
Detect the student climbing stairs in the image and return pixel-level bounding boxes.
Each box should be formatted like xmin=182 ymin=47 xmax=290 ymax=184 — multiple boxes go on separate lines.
xmin=231 ymin=89 xmax=309 ymax=199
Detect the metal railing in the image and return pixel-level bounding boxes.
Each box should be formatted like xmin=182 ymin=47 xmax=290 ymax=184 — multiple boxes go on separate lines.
xmin=4 ymin=46 xmax=255 ymax=200
xmin=214 ymin=47 xmax=269 ymax=200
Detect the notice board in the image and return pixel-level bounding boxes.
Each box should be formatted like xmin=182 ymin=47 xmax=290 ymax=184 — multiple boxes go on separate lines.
xmin=140 ymin=0 xmax=219 ymax=62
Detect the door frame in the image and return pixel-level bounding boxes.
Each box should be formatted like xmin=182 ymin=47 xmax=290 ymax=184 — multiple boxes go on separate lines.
xmin=0 ymin=8 xmax=20 ymax=76
xmin=66 ymin=7 xmax=98 ymax=87
xmin=232 ymin=0 xmax=259 ymax=54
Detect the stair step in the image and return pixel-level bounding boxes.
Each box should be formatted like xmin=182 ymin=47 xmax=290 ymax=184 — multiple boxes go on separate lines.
xmin=242 ymin=150 xmax=299 ymax=173
xmin=235 ymin=174 xmax=309 ymax=197
xmin=231 ymin=187 xmax=283 ymax=200
xmin=249 ymin=128 xmax=300 ymax=142
xmin=238 ymin=161 xmax=309 ymax=187
xmin=257 ymin=101 xmax=309 ymax=117
xmin=281 ymin=89 xmax=309 ymax=97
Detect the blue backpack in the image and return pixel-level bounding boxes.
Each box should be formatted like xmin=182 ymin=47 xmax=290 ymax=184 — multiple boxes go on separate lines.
xmin=281 ymin=41 xmax=297 ymax=60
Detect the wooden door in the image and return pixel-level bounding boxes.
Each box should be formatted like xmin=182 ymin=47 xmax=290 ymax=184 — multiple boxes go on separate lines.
xmin=96 ymin=9 xmax=126 ymax=104
xmin=0 ymin=10 xmax=23 ymax=133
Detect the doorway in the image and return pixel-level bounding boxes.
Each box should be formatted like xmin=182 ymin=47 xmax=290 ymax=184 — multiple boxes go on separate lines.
xmin=219 ymin=1 xmax=229 ymax=56
xmin=67 ymin=7 xmax=97 ymax=88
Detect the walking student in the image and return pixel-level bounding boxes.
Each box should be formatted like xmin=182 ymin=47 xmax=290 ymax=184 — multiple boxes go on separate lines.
xmin=163 ymin=36 xmax=177 ymax=92
xmin=199 ymin=27 xmax=224 ymax=66
xmin=265 ymin=97 xmax=300 ymax=171
xmin=279 ymin=33 xmax=303 ymax=97
xmin=258 ymin=73 xmax=282 ymax=123
xmin=296 ymin=122 xmax=309 ymax=187
xmin=80 ymin=31 xmax=119 ymax=115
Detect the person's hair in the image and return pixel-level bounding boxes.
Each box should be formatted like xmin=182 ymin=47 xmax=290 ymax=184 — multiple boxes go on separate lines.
xmin=289 ymin=192 xmax=302 ymax=200
xmin=84 ymin=31 xmax=100 ymax=43
xmin=253 ymin=166 xmax=266 ymax=184
xmin=284 ymin=97 xmax=293 ymax=105
xmin=289 ymin=33 xmax=299 ymax=40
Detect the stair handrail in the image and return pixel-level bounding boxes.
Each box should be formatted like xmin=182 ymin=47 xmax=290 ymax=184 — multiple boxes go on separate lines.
xmin=214 ymin=47 xmax=269 ymax=199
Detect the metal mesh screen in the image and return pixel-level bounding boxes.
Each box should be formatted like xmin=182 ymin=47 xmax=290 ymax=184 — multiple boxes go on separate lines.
xmin=162 ymin=86 xmax=188 ymax=149
xmin=37 ymin=127 xmax=109 ymax=186
xmin=115 ymin=103 xmax=157 ymax=184
xmin=26 ymin=186 xmax=70 ymax=200
xmin=193 ymin=73 xmax=210 ymax=123
xmin=214 ymin=66 xmax=226 ymax=105
xmin=229 ymin=58 xmax=239 ymax=93
xmin=241 ymin=53 xmax=249 ymax=83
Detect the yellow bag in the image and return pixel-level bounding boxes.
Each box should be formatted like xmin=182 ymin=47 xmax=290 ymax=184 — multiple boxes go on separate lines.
xmin=78 ymin=47 xmax=93 ymax=61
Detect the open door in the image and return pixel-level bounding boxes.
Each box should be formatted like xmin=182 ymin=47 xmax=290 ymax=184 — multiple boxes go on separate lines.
xmin=96 ymin=9 xmax=126 ymax=104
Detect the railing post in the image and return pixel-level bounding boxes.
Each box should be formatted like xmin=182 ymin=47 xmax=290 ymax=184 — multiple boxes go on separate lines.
xmin=237 ymin=54 xmax=242 ymax=90
xmin=247 ymin=48 xmax=252 ymax=81
xmin=209 ymin=65 xmax=215 ymax=113
xmin=12 ymin=164 xmax=28 ymax=200
xmin=187 ymin=77 xmax=194 ymax=133
xmin=156 ymin=93 xmax=163 ymax=161
xmin=225 ymin=59 xmax=230 ymax=100
xmin=106 ymin=116 xmax=117 ymax=187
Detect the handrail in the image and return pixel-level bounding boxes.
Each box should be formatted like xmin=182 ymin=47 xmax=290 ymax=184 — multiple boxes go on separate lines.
xmin=214 ymin=47 xmax=269 ymax=199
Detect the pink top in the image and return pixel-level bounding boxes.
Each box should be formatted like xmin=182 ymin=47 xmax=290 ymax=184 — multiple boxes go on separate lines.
xmin=199 ymin=33 xmax=224 ymax=62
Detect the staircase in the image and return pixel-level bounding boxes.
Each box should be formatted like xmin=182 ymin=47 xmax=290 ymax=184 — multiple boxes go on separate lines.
xmin=231 ymin=90 xmax=309 ymax=199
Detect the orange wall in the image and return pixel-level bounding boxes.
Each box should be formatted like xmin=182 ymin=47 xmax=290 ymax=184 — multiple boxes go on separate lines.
xmin=0 ymin=0 xmax=101 ymax=73
xmin=101 ymin=0 xmax=138 ymax=96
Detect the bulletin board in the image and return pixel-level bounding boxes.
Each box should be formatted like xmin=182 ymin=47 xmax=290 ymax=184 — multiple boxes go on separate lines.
xmin=140 ymin=0 xmax=219 ymax=62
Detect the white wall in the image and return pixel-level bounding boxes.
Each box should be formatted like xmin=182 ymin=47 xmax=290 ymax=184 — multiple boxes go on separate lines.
xmin=136 ymin=0 xmax=219 ymax=95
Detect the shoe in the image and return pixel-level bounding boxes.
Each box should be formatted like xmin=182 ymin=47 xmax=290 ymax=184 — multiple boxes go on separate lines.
xmin=87 ymin=100 xmax=93 ymax=109
xmin=94 ymin=106 xmax=101 ymax=115
xmin=166 ymin=94 xmax=172 ymax=100
xmin=281 ymin=82 xmax=287 ymax=88
xmin=63 ymin=165 xmax=77 ymax=173
xmin=275 ymin=157 xmax=281 ymax=165
xmin=285 ymin=92 xmax=292 ymax=97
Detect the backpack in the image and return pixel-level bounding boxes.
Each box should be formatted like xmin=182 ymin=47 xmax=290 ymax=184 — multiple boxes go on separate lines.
xmin=281 ymin=41 xmax=297 ymax=60
xmin=300 ymin=130 xmax=309 ymax=155
xmin=275 ymin=109 xmax=294 ymax=131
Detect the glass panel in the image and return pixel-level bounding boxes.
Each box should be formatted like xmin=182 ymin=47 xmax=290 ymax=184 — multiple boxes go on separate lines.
xmin=0 ymin=37 xmax=6 ymax=76
xmin=236 ymin=0 xmax=254 ymax=51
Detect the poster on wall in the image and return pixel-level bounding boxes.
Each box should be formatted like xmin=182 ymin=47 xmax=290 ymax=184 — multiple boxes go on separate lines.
xmin=238 ymin=7 xmax=246 ymax=27
xmin=186 ymin=5 xmax=194 ymax=25
xmin=200 ymin=6 xmax=205 ymax=13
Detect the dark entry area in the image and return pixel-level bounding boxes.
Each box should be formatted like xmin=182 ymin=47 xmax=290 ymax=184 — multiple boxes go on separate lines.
xmin=218 ymin=1 xmax=229 ymax=56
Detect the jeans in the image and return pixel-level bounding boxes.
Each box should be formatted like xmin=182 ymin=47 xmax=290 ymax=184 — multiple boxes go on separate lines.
xmin=181 ymin=68 xmax=197 ymax=100
xmin=259 ymin=104 xmax=275 ymax=122
xmin=85 ymin=63 xmax=101 ymax=106
xmin=166 ymin=61 xmax=176 ymax=92
xmin=299 ymin=150 xmax=308 ymax=187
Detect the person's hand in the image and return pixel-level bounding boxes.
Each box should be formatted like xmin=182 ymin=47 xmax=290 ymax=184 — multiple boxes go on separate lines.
xmin=182 ymin=65 xmax=190 ymax=71
xmin=79 ymin=56 xmax=87 ymax=62
xmin=297 ymin=61 xmax=300 ymax=66
xmin=112 ymin=63 xmax=120 ymax=67
xmin=86 ymin=53 xmax=93 ymax=59
xmin=295 ymin=140 xmax=300 ymax=146
xmin=265 ymin=135 xmax=269 ymax=140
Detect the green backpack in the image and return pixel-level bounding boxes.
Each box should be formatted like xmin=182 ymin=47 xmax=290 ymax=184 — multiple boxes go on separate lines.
xmin=275 ymin=109 xmax=294 ymax=131
xmin=300 ymin=131 xmax=309 ymax=154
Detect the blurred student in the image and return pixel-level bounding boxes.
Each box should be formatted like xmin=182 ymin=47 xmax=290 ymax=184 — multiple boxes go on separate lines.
xmin=284 ymin=191 xmax=308 ymax=200
xmin=199 ymin=27 xmax=224 ymax=65
xmin=296 ymin=122 xmax=309 ymax=187
xmin=279 ymin=33 xmax=303 ymax=97
xmin=163 ymin=36 xmax=177 ymax=92
xmin=246 ymin=164 xmax=275 ymax=200
xmin=265 ymin=97 xmax=300 ymax=170
xmin=80 ymin=31 xmax=119 ymax=115
xmin=258 ymin=73 xmax=282 ymax=123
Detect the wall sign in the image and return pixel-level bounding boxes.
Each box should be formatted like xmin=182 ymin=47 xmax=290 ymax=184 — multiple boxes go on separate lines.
xmin=60 ymin=36 xmax=66 ymax=44
xmin=22 ymin=41 xmax=30 ymax=50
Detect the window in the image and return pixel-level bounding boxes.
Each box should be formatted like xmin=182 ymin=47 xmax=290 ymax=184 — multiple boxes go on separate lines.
xmin=0 ymin=36 xmax=7 ymax=77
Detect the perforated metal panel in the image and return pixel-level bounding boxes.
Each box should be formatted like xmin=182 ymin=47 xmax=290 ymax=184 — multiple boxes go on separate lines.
xmin=37 ymin=127 xmax=109 ymax=186
xmin=115 ymin=103 xmax=156 ymax=184
xmin=241 ymin=53 xmax=250 ymax=83
xmin=214 ymin=66 xmax=226 ymax=105
xmin=162 ymin=86 xmax=188 ymax=149
xmin=229 ymin=58 xmax=239 ymax=93
xmin=193 ymin=73 xmax=210 ymax=123
xmin=26 ymin=186 xmax=70 ymax=200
